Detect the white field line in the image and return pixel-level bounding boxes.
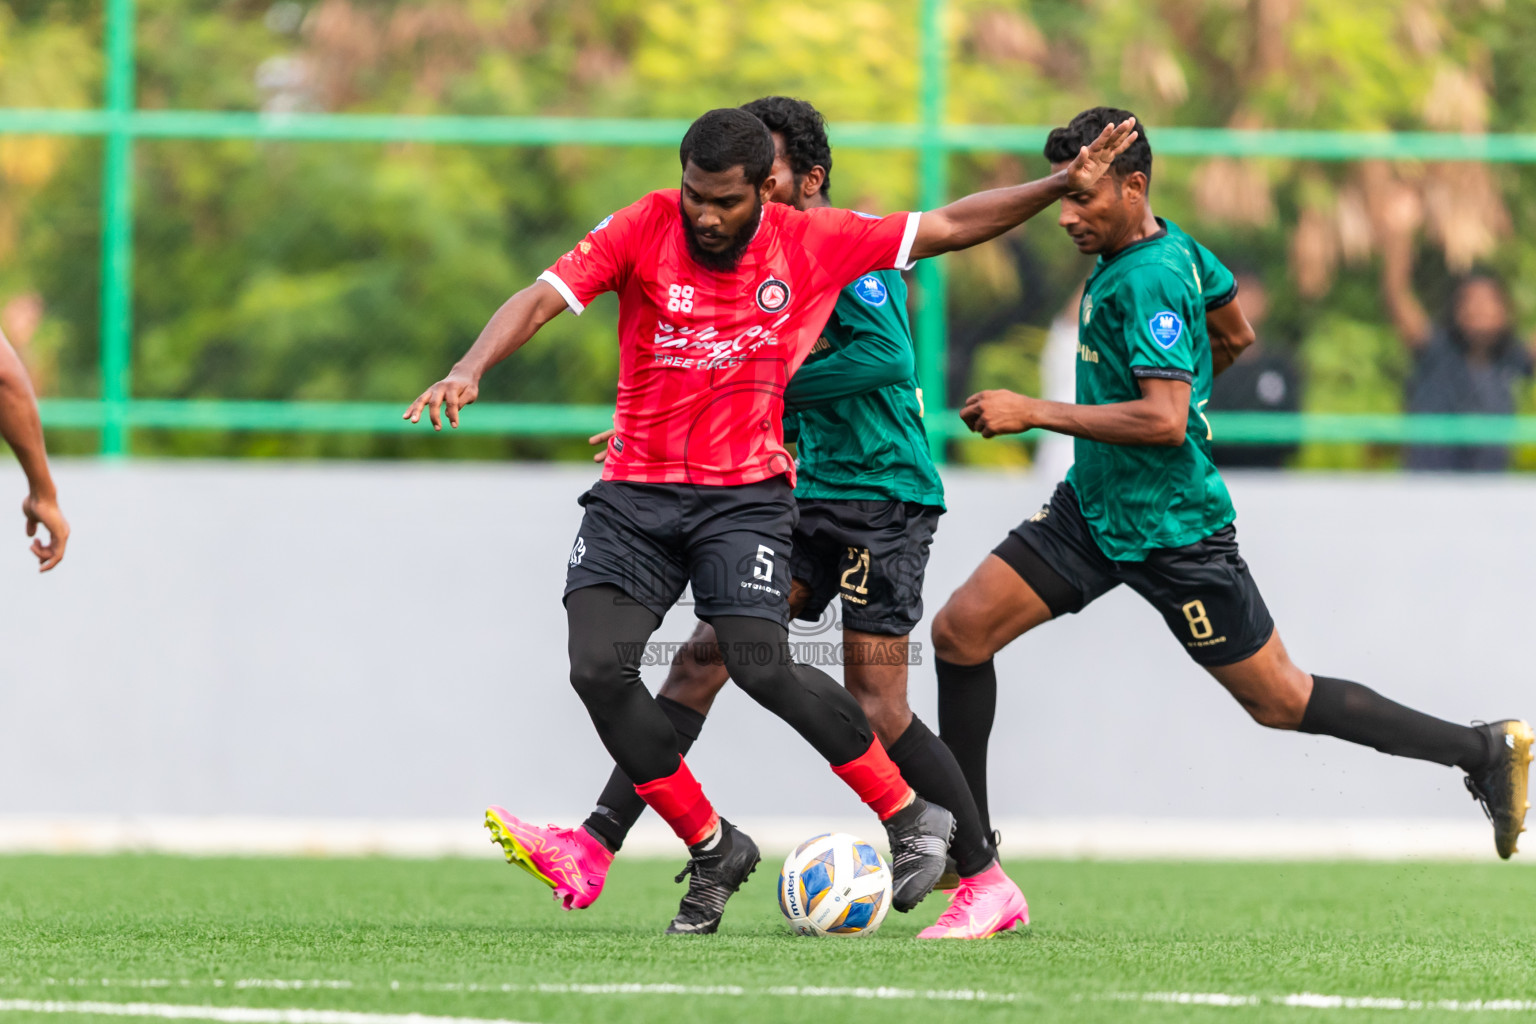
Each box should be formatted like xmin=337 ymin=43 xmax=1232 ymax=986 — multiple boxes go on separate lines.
xmin=1109 ymin=992 xmax=1536 ymax=1012
xmin=0 ymin=982 xmax=1023 ymax=1005
xmin=3 ymin=984 xmax=1536 ymax=1013
xmin=3 ymin=985 xmax=355 ymax=993
xmin=0 ymin=1002 xmax=530 ymax=1024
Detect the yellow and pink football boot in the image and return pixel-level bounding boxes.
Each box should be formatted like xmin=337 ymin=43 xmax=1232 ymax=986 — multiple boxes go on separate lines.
xmin=484 ymin=805 xmax=613 ymax=910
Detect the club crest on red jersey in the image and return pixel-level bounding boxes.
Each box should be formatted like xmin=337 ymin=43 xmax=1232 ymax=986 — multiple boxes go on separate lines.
xmin=756 ymin=276 xmax=791 ymax=313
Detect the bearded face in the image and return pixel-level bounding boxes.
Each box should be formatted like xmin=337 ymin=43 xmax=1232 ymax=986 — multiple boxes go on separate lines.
xmin=681 ymin=194 xmax=763 ymax=273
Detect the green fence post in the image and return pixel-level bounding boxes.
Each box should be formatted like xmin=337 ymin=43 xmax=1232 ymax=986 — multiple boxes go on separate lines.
xmin=915 ymin=0 xmax=949 ymax=463
xmin=98 ymin=0 xmax=136 ymax=456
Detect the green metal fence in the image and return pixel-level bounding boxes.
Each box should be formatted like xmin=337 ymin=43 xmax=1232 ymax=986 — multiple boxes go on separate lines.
xmin=10 ymin=0 xmax=1536 ymax=457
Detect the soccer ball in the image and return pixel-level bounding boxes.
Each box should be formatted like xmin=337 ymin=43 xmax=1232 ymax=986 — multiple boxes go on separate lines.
xmin=777 ymin=832 xmax=892 ymax=936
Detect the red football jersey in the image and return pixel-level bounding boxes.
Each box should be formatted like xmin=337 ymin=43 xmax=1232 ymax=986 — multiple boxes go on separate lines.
xmin=539 ymin=189 xmax=920 ymax=487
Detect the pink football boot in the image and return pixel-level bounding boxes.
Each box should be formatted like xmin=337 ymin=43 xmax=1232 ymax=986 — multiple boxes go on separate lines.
xmin=484 ymin=806 xmax=613 ymax=910
xmin=916 ymin=862 xmax=1028 ymax=939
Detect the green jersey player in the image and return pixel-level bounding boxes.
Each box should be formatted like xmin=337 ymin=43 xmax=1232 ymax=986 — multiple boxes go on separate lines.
xmin=933 ymin=106 xmax=1532 ymax=862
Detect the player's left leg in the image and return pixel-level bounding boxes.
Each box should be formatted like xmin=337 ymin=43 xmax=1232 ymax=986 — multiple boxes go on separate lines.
xmin=1131 ymin=524 xmax=1532 ymax=859
xmin=688 ymin=481 xmax=954 ymax=913
xmin=580 ymin=620 xmax=725 ymax=858
xmin=709 ymin=614 xmax=953 ymax=911
xmin=1206 ymin=632 xmax=1532 ymax=858
xmin=581 ymin=579 xmax=811 ymax=858
xmin=507 ymin=579 xmax=812 ymax=914
xmin=798 ymin=501 xmax=1001 ymax=882
xmin=797 ymin=499 xmax=1025 ymax=938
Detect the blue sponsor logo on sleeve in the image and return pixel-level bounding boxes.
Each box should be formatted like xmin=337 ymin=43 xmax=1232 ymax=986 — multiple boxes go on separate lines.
xmin=852 ymin=275 xmax=889 ymax=307
xmin=1148 ymin=310 xmax=1185 ymax=349
xmin=593 ymin=214 xmax=613 ymax=231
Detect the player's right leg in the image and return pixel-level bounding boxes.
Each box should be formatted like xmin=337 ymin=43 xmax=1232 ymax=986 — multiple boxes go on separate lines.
xmin=563 ymin=585 xmax=762 ymax=933
xmin=932 ymin=483 xmax=1116 ymax=838
xmin=486 ymin=582 xmax=677 ymax=908
xmin=577 ymin=579 xmax=814 ymax=861
xmin=488 ymin=621 xmax=721 ymax=912
xmin=488 ymin=481 xmax=760 ymax=932
xmin=505 ymin=580 xmax=815 ymax=913
xmin=578 ymin=620 xmax=728 ymax=858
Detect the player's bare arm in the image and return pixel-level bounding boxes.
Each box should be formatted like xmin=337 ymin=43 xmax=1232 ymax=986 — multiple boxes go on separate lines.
xmin=1207 ymin=299 xmax=1257 ymax=375
xmin=960 ymin=377 xmax=1190 ymax=446
xmin=0 ymin=331 xmax=67 ymax=571
xmin=907 ymin=118 xmax=1138 ymax=262
xmin=404 ymin=279 xmax=570 ymax=430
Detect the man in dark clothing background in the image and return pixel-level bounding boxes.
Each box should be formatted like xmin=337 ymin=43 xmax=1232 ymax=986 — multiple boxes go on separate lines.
xmin=1385 ymin=266 xmax=1534 ymax=472
xmin=1208 ymin=271 xmax=1302 ymax=469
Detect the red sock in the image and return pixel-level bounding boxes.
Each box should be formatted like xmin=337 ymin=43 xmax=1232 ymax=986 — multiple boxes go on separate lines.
xmin=831 ymin=739 xmax=914 ymax=821
xmin=634 ymin=757 xmax=720 ymax=846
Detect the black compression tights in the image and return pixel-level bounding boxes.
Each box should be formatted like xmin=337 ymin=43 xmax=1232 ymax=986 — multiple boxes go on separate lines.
xmin=566 ymin=586 xmax=674 ymax=785
xmin=710 ymin=614 xmax=873 ymax=764
xmin=566 ymin=587 xmax=875 ymax=788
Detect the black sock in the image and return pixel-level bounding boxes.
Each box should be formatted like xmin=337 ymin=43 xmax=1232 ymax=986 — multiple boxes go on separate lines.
xmin=936 ymin=657 xmax=998 ymax=840
xmin=1299 ymin=676 xmax=1490 ymax=772
xmin=583 ymin=696 xmax=707 ymax=852
xmin=888 ymin=716 xmax=995 ymax=876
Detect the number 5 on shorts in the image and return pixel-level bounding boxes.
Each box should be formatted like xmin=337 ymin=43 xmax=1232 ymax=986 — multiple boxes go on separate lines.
xmin=1182 ymin=599 xmax=1213 ymax=640
xmin=753 ymin=544 xmax=775 ymax=582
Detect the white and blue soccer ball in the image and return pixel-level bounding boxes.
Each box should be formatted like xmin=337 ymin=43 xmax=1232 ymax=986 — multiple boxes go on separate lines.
xmin=777 ymin=832 xmax=892 ymax=936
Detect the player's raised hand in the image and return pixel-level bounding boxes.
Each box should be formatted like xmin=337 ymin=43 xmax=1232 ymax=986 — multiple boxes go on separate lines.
xmin=404 ymin=372 xmax=479 ymax=431
xmin=1064 ymin=117 xmax=1139 ymax=193
xmin=589 ymin=426 xmax=615 ymax=463
xmin=23 ymin=489 xmax=67 ymax=572
xmin=961 ymin=389 xmax=1036 ymax=438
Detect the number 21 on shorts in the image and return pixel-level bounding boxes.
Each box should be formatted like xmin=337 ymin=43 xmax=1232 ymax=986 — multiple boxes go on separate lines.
xmin=1182 ymin=599 xmax=1214 ymax=640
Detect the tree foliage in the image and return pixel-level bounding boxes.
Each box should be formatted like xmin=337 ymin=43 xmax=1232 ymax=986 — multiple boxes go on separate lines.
xmin=0 ymin=0 xmax=1529 ymax=462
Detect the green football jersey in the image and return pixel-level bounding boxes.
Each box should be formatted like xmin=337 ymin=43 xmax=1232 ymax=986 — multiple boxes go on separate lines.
xmin=784 ymin=270 xmax=945 ymax=508
xmin=1065 ymin=218 xmax=1237 ymax=561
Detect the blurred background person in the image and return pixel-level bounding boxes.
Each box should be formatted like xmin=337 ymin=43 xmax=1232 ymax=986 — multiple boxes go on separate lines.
xmin=1208 ymin=270 xmax=1302 ymax=469
xmin=1384 ymin=263 xmax=1534 ymax=473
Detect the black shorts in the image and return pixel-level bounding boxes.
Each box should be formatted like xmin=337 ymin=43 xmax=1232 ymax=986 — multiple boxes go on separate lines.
xmin=994 ymin=481 xmax=1274 ymax=667
xmin=789 ymin=500 xmax=943 ymax=637
xmin=564 ymin=477 xmax=797 ymax=625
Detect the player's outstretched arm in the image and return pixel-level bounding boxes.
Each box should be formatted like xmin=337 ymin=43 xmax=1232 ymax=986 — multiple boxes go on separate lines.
xmin=1208 ymin=300 xmax=1257 ymax=376
xmin=404 ymin=279 xmax=570 ymax=430
xmin=784 ymin=328 xmax=912 ymax=411
xmin=0 ymin=331 xmax=67 ymax=571
xmin=907 ymin=118 xmax=1138 ymax=262
xmin=961 ymin=377 xmax=1190 ymax=447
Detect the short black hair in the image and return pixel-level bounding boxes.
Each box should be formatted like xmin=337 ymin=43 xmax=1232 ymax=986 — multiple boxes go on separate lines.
xmin=679 ymin=107 xmax=776 ymax=188
xmin=1044 ymin=106 xmax=1151 ymax=187
xmin=740 ymin=96 xmax=832 ymax=197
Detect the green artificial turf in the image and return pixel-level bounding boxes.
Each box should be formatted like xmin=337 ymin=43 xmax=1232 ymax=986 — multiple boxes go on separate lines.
xmin=0 ymin=855 xmax=1532 ymax=1023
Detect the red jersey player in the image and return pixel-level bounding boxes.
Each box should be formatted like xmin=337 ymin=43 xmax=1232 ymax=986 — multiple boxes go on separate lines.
xmin=406 ymin=106 xmax=1136 ymax=934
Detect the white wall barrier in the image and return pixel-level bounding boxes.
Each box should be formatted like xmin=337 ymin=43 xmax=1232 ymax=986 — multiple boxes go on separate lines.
xmin=2 ymin=462 xmax=1531 ymax=857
